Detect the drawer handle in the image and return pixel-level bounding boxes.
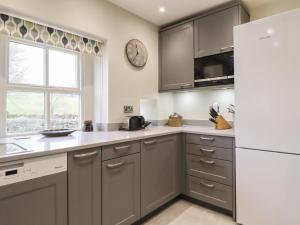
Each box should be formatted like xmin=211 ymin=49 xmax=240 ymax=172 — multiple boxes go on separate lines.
xmin=114 ymin=145 xmax=131 ymax=151
xmin=73 ymin=151 xmax=98 ymax=159
xmin=199 ymin=148 xmax=215 ymax=153
xmin=144 ymin=140 xmax=157 ymax=145
xmin=107 ymin=161 xmax=125 ymax=169
xmin=220 ymin=46 xmax=234 ymax=52
xmin=200 ymin=180 xmax=215 ymax=189
xmin=199 ymin=136 xmax=215 ymax=141
xmin=180 ymin=83 xmax=192 ymax=89
xmin=199 ymin=158 xmax=215 ymax=165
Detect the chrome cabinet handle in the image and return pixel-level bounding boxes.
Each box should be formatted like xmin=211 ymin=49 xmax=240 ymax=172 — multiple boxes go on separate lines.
xmin=180 ymin=83 xmax=193 ymax=89
xmin=199 ymin=158 xmax=215 ymax=165
xmin=73 ymin=151 xmax=98 ymax=159
xmin=199 ymin=148 xmax=215 ymax=153
xmin=199 ymin=136 xmax=215 ymax=141
xmin=114 ymin=145 xmax=131 ymax=151
xmin=144 ymin=140 xmax=157 ymax=145
xmin=220 ymin=46 xmax=234 ymax=52
xmin=200 ymin=180 xmax=215 ymax=189
xmin=106 ymin=161 xmax=125 ymax=169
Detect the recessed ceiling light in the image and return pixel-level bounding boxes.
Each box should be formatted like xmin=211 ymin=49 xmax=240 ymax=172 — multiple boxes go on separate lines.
xmin=159 ymin=7 xmax=165 ymax=13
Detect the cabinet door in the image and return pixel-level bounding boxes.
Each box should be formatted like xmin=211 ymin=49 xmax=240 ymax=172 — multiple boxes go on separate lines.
xmin=194 ymin=6 xmax=239 ymax=58
xmin=68 ymin=148 xmax=101 ymax=225
xmin=141 ymin=135 xmax=182 ymax=216
xmin=102 ymin=154 xmax=140 ymax=225
xmin=0 ymin=172 xmax=67 ymax=225
xmin=159 ymin=22 xmax=194 ymax=91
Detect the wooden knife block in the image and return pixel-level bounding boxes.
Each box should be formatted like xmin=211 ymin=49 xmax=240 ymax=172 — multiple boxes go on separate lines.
xmin=215 ymin=115 xmax=232 ymax=130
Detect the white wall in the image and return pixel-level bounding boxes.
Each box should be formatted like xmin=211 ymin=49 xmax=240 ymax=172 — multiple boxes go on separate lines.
xmin=0 ymin=0 xmax=159 ymax=124
xmin=249 ymin=0 xmax=300 ymax=21
xmin=2 ymin=0 xmax=299 ymax=125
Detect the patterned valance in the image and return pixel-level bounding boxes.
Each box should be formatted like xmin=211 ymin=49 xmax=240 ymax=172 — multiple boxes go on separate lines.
xmin=0 ymin=13 xmax=104 ymax=56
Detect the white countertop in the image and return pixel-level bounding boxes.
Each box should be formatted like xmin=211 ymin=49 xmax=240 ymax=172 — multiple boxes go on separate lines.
xmin=0 ymin=125 xmax=234 ymax=163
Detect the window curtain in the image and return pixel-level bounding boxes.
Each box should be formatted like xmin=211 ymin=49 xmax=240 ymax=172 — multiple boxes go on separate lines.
xmin=0 ymin=13 xmax=104 ymax=56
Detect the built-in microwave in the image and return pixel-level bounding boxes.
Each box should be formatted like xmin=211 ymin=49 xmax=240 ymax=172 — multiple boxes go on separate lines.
xmin=194 ymin=51 xmax=234 ymax=87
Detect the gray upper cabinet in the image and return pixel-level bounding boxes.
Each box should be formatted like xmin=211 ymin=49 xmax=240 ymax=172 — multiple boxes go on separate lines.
xmin=68 ymin=148 xmax=101 ymax=225
xmin=194 ymin=5 xmax=249 ymax=58
xmin=159 ymin=22 xmax=194 ymax=91
xmin=141 ymin=135 xmax=182 ymax=216
xmin=102 ymin=153 xmax=140 ymax=225
xmin=159 ymin=3 xmax=249 ymax=91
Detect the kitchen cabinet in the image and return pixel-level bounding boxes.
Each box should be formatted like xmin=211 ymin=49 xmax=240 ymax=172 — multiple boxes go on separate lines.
xmin=185 ymin=134 xmax=235 ymax=212
xmin=186 ymin=154 xmax=233 ymax=186
xmin=102 ymin=153 xmax=140 ymax=225
xmin=187 ymin=176 xmax=233 ymax=210
xmin=0 ymin=173 xmax=67 ymax=225
xmin=159 ymin=2 xmax=249 ymax=91
xmin=141 ymin=134 xmax=182 ymax=216
xmin=159 ymin=22 xmax=194 ymax=91
xmin=68 ymin=148 xmax=101 ymax=225
xmin=194 ymin=5 xmax=249 ymax=58
xmin=102 ymin=141 xmax=140 ymax=161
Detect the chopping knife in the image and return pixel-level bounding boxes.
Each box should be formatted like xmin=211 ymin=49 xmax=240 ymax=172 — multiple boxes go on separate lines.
xmin=209 ymin=107 xmax=219 ymax=119
xmin=209 ymin=118 xmax=217 ymax=124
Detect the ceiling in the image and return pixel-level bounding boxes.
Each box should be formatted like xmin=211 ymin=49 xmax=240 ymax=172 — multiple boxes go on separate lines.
xmin=106 ymin=0 xmax=278 ymax=26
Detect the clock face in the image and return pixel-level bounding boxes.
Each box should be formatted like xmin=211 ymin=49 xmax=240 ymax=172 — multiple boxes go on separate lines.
xmin=126 ymin=39 xmax=148 ymax=67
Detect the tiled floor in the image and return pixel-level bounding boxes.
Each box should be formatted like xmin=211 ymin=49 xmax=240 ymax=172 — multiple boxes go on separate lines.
xmin=143 ymin=200 xmax=237 ymax=225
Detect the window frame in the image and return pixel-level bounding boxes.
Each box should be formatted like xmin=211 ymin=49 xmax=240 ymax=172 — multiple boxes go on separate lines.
xmin=1 ymin=37 xmax=83 ymax=136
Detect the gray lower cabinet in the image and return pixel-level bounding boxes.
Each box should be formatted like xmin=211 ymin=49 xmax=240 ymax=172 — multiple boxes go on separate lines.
xmin=194 ymin=5 xmax=249 ymax=58
xmin=102 ymin=153 xmax=140 ymax=225
xmin=102 ymin=141 xmax=140 ymax=161
xmin=186 ymin=133 xmax=234 ymax=149
xmin=187 ymin=176 xmax=232 ymax=210
xmin=186 ymin=154 xmax=233 ymax=186
xmin=159 ymin=22 xmax=194 ymax=91
xmin=141 ymin=135 xmax=182 ymax=216
xmin=68 ymin=148 xmax=101 ymax=225
xmin=0 ymin=172 xmax=67 ymax=225
xmin=185 ymin=134 xmax=235 ymax=212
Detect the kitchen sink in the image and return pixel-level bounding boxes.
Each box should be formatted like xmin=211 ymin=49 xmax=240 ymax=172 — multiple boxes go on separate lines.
xmin=0 ymin=143 xmax=31 ymax=155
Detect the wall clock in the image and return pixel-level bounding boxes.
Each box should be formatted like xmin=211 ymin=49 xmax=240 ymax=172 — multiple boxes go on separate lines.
xmin=125 ymin=39 xmax=148 ymax=67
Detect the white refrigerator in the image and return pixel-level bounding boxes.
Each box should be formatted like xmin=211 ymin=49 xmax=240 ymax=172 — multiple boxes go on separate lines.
xmin=234 ymin=9 xmax=300 ymax=225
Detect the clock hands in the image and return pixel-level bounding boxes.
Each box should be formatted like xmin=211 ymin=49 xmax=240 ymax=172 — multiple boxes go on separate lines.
xmin=133 ymin=44 xmax=139 ymax=61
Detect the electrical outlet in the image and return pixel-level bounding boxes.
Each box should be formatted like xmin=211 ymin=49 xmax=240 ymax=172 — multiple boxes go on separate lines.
xmin=124 ymin=105 xmax=134 ymax=114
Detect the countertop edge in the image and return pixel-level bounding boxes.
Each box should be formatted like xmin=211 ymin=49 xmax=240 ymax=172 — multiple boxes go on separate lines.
xmin=0 ymin=127 xmax=234 ymax=163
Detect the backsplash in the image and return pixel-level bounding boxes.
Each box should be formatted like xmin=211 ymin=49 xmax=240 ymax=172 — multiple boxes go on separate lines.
xmin=140 ymin=88 xmax=234 ymax=124
xmin=173 ymin=88 xmax=234 ymax=121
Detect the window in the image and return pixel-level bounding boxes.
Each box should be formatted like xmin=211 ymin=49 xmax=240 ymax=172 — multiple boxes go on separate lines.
xmin=9 ymin=42 xmax=44 ymax=85
xmin=6 ymin=40 xmax=81 ymax=135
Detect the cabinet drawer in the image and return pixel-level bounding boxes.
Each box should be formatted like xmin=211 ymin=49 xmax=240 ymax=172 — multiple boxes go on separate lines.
xmin=186 ymin=154 xmax=232 ymax=186
xmin=187 ymin=175 xmax=232 ymax=210
xmin=102 ymin=141 xmax=140 ymax=161
xmin=186 ymin=144 xmax=232 ymax=161
xmin=186 ymin=134 xmax=233 ymax=148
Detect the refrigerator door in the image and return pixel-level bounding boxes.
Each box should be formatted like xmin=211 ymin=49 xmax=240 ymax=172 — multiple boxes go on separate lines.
xmin=236 ymin=148 xmax=300 ymax=225
xmin=234 ymin=9 xmax=300 ymax=154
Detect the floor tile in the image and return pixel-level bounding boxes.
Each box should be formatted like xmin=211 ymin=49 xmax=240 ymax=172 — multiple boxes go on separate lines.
xmin=143 ymin=200 xmax=237 ymax=225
